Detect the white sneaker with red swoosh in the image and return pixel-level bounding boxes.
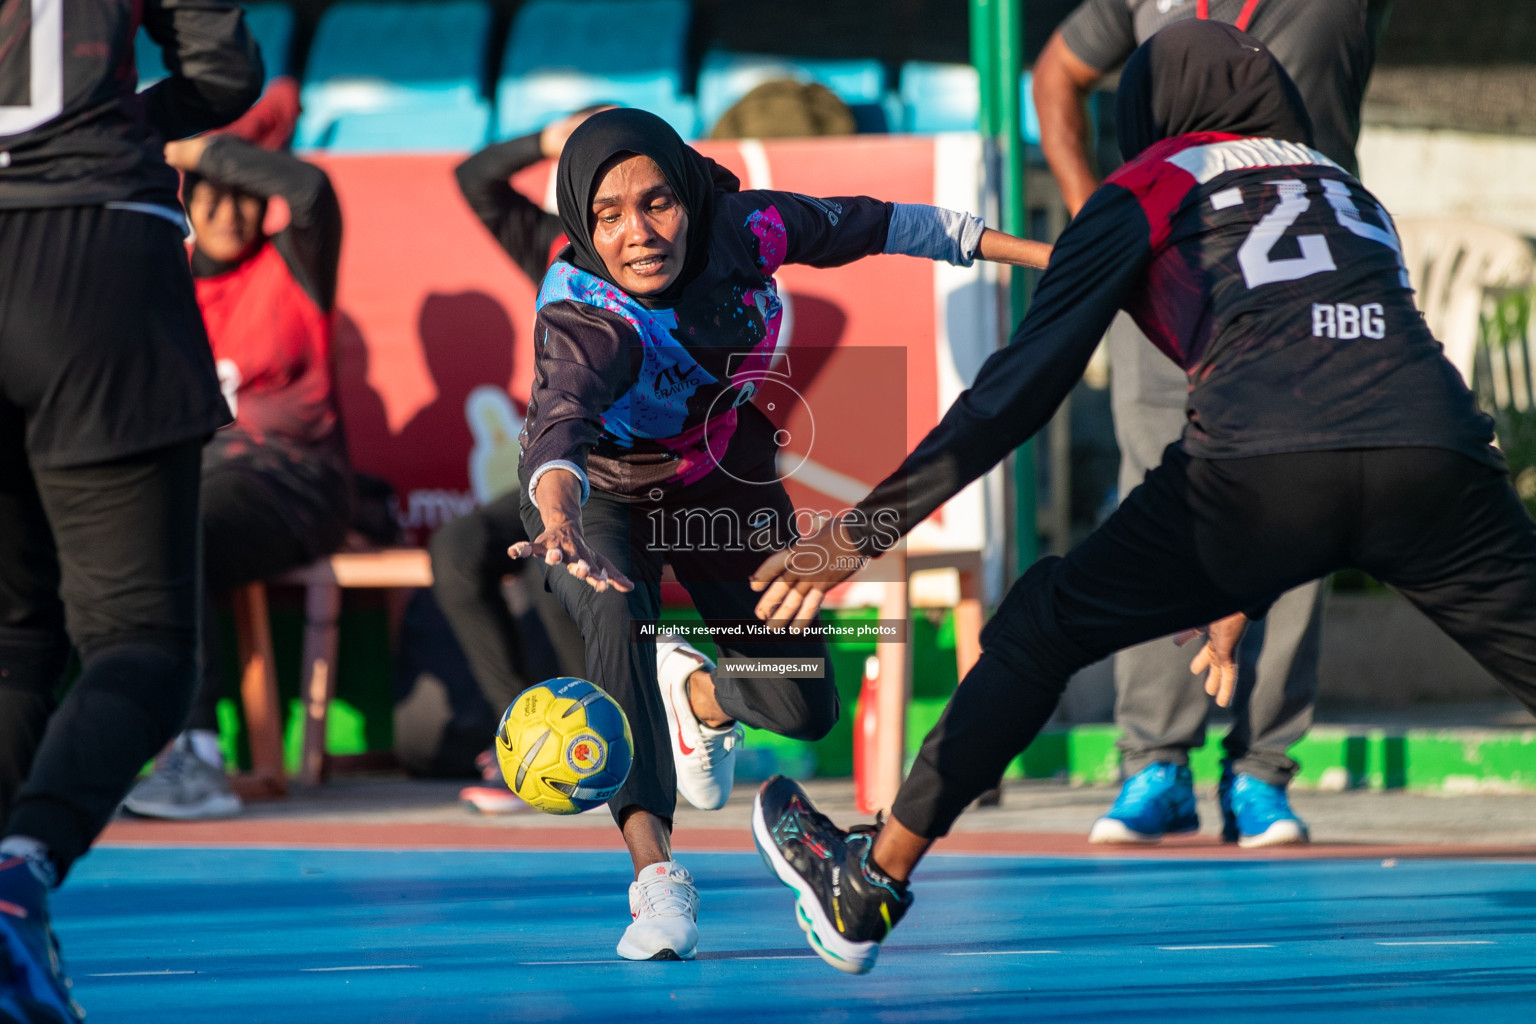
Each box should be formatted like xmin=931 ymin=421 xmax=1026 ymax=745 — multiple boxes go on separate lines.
xmin=657 ymin=635 xmax=742 ymax=811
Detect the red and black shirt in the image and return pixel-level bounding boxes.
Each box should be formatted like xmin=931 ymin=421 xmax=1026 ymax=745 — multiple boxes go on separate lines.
xmin=853 ymin=132 xmax=1497 ymax=549
xmin=190 ymin=135 xmax=341 ymax=451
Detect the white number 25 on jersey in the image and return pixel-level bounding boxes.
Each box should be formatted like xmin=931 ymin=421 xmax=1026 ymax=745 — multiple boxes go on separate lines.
xmin=1232 ymin=177 xmax=1410 ymax=291
xmin=0 ymin=0 xmax=65 ymax=138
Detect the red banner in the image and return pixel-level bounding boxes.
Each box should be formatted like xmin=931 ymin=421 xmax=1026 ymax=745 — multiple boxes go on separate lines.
xmin=316 ymin=136 xmax=987 ymax=550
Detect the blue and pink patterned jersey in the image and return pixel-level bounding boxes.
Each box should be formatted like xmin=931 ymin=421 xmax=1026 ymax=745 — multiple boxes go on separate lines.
xmin=521 ymin=189 xmax=892 ymax=500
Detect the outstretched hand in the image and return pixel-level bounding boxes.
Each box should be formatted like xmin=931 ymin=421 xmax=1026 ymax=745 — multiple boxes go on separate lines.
xmin=510 ymin=521 xmax=634 ymax=593
xmin=749 ymin=517 xmax=871 ymax=631
xmin=1188 ymin=612 xmax=1247 ymax=707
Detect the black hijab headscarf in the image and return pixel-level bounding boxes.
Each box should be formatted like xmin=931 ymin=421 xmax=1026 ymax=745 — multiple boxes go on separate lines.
xmin=1116 ymin=19 xmax=1314 ymax=164
xmin=554 ymin=107 xmax=740 ymax=305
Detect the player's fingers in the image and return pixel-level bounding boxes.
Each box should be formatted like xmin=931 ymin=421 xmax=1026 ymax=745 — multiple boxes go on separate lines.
xmin=755 ymin=580 xmax=793 ymax=620
xmin=791 ymin=587 xmax=825 ymax=632
xmin=570 ymin=559 xmax=591 ymax=579
xmin=765 ymin=587 xmax=807 ymax=630
xmin=600 ymin=564 xmax=636 ymax=592
xmin=509 ymin=541 xmax=535 ymax=559
xmin=751 ymin=549 xmax=793 ymax=590
xmin=1216 ymin=666 xmax=1237 ymax=708
xmin=1190 ymin=644 xmax=1212 ymax=676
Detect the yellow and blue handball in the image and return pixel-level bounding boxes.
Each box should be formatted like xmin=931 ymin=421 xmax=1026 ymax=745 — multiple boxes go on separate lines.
xmin=495 ymin=677 xmax=633 ymax=814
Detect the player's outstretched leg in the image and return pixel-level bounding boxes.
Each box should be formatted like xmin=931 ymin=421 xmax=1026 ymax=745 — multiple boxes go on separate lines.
xmin=0 ymin=855 xmax=84 ymax=1024
xmin=751 ymin=776 xmax=912 ymax=974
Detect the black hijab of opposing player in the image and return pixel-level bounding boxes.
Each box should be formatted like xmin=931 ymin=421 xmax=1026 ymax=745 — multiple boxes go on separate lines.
xmin=1116 ymin=19 xmax=1314 ymax=163
xmin=554 ymin=107 xmax=741 ymax=304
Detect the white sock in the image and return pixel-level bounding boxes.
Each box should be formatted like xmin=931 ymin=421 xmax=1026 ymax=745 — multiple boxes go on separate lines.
xmin=187 ymin=729 xmax=224 ymax=769
xmin=0 ymin=835 xmax=59 ymax=888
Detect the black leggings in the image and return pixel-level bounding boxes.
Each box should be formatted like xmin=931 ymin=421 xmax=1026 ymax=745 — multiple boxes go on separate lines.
xmin=0 ymin=434 xmax=204 ymax=878
xmin=185 ymin=438 xmax=351 ymax=732
xmin=520 ymin=475 xmax=839 ymax=826
xmin=894 ymin=446 xmax=1536 ymax=838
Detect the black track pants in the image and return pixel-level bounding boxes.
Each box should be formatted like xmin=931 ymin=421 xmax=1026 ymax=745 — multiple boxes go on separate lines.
xmin=0 ymin=439 xmax=204 ymax=878
xmin=894 ymin=446 xmax=1536 ymax=838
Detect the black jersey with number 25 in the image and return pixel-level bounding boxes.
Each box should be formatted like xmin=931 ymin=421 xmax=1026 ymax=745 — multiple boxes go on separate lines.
xmin=0 ymin=0 xmax=261 ymax=210
xmin=850 ymin=130 xmax=1498 ymax=547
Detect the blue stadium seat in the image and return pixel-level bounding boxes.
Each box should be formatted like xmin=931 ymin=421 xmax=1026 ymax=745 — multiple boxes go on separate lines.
xmin=136 ymin=2 xmax=295 ymax=87
xmin=497 ymin=0 xmax=695 ymax=140
xmin=322 ymin=107 xmax=493 ymax=153
xmin=696 ymin=51 xmax=894 ymax=135
xmin=898 ymin=62 xmax=1051 ymax=143
xmin=899 ymin=62 xmax=978 ymax=133
xmin=296 ymin=0 xmax=493 ymax=151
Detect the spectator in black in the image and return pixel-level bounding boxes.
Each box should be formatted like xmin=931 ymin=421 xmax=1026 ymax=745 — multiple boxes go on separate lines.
xmin=123 ymin=124 xmax=351 ymax=819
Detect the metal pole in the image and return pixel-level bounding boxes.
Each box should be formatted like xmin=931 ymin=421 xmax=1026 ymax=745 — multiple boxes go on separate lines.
xmin=991 ymin=0 xmax=1038 ymax=574
xmin=969 ymin=0 xmax=997 ymax=135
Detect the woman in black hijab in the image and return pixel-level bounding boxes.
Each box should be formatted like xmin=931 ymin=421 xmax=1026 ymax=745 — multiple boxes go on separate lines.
xmin=510 ymin=108 xmax=1046 ymax=961
xmin=750 ymin=20 xmax=1534 ymax=975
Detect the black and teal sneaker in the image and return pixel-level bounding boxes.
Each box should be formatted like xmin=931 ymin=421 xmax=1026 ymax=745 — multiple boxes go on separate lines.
xmin=751 ymin=776 xmax=912 ymax=974
xmin=0 ymin=856 xmax=84 ymax=1024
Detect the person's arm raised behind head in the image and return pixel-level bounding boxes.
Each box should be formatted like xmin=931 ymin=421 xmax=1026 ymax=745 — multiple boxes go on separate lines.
xmin=1034 ymin=29 xmax=1109 ymax=218
xmin=454 ymin=133 xmax=563 ymax=285
xmin=170 ymin=134 xmax=342 ymax=310
xmin=455 ymin=108 xmax=612 ymax=285
xmin=140 ymin=0 xmax=264 ymax=140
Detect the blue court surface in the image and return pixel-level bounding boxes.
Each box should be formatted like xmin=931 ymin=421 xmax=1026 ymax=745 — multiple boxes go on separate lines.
xmin=58 ymin=846 xmax=1536 ymax=1022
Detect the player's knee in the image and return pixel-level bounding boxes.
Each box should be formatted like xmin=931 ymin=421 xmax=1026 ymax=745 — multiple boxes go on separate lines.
xmin=766 ymin=677 xmax=840 ymax=742
xmin=75 ymin=635 xmax=198 ymax=740
xmin=979 ymin=557 xmax=1091 ymax=695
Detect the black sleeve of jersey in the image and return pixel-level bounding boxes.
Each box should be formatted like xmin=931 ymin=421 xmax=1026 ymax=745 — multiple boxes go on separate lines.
xmin=848 ymin=184 xmax=1155 ymax=552
xmin=756 ymin=191 xmax=893 ymax=268
xmin=522 ymin=301 xmax=644 ymax=484
xmin=1058 ymin=0 xmax=1138 ymax=73
xmin=196 ymin=135 xmax=342 ymax=311
xmin=140 ymin=0 xmax=265 ymax=140
xmin=454 ymin=133 xmax=566 ymax=286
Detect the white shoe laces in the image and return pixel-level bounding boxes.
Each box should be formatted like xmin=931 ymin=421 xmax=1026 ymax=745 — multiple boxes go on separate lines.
xmin=632 ymin=866 xmax=699 ymax=921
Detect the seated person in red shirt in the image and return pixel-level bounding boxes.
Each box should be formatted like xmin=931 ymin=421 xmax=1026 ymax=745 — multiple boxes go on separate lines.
xmin=124 ymin=132 xmax=352 ymax=818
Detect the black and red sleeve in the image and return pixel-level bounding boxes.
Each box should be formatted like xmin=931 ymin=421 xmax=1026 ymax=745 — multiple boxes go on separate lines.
xmin=848 ymin=183 xmax=1156 ymax=552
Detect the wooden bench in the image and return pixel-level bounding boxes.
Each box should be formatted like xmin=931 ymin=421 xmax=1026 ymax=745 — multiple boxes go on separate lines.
xmin=229 ymin=548 xmax=432 ymax=797
xmin=229 ymin=544 xmax=983 ymax=807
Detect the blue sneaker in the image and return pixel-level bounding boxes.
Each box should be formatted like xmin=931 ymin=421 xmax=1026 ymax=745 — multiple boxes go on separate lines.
xmin=1088 ymin=763 xmax=1199 ymax=844
xmin=0 ymin=856 xmax=84 ymax=1024
xmin=1220 ymin=769 xmax=1310 ymax=848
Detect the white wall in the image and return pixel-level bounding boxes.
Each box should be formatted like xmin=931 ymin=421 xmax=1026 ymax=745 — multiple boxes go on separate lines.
xmin=1359 ymin=124 xmax=1536 ymax=237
